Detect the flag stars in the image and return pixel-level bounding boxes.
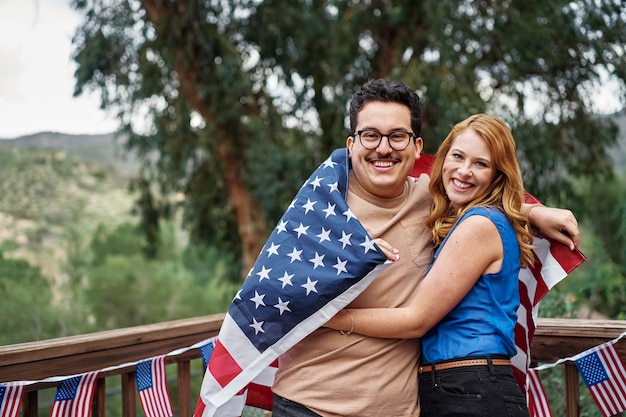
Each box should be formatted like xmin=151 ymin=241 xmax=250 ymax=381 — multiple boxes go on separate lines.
xmin=317 ymin=228 xmax=332 ymax=243
xmin=333 ymin=257 xmax=348 ymax=275
xmin=266 ymin=242 xmax=280 ymax=257
xmin=256 ymin=265 xmax=272 ymax=281
xmin=339 ymin=231 xmax=352 ymax=249
xmin=302 ymin=198 xmax=317 ymax=214
xmin=250 ymin=318 xmax=265 ymax=334
xmin=273 ymin=297 xmax=291 ymax=315
xmin=322 ymin=158 xmax=336 ymax=169
xmin=360 ymin=236 xmax=378 ymax=254
xmin=250 ymin=291 xmax=266 ymax=308
xmin=278 ymin=271 xmax=295 ymax=288
xmin=309 ymin=252 xmax=325 ymax=269
xmin=309 ymin=176 xmax=324 ymax=190
xmin=276 ymin=220 xmax=288 ymax=234
xmin=293 ymin=223 xmax=310 ymax=238
xmin=322 ymin=202 xmax=337 ymax=218
xmin=287 ymin=247 xmax=303 ymax=263
xmin=343 ymin=208 xmax=357 ymax=222
xmin=327 ymin=181 xmax=339 ymax=193
xmin=302 ymin=277 xmax=318 ymax=295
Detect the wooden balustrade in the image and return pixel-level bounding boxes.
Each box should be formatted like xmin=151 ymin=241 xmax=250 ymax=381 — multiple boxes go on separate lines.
xmin=1 ymin=316 xmax=625 ymax=417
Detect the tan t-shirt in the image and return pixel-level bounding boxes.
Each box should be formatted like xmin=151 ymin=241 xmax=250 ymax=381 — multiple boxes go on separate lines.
xmin=272 ymin=172 xmax=434 ymax=417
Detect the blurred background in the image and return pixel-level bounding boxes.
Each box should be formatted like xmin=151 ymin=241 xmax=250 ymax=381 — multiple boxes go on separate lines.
xmin=0 ymin=0 xmax=624 ymax=349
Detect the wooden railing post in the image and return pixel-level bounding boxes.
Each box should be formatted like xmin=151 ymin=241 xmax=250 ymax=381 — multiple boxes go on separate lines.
xmin=93 ymin=377 xmax=106 ymax=417
xmin=22 ymin=391 xmax=37 ymax=417
xmin=177 ymin=359 xmax=192 ymax=417
xmin=565 ymin=362 xmax=580 ymax=417
xmin=121 ymin=371 xmax=136 ymax=417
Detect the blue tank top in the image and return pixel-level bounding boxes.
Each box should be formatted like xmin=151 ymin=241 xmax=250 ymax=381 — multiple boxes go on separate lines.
xmin=421 ymin=206 xmax=521 ymax=364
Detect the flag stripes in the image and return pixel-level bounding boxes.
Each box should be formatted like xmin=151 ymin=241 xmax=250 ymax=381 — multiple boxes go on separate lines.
xmin=0 ymin=383 xmax=24 ymax=417
xmin=49 ymin=372 xmax=100 ymax=417
xmin=136 ymin=356 xmax=174 ymax=417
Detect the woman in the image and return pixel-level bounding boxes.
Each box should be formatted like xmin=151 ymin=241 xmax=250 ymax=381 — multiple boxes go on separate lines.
xmin=325 ymin=114 xmax=533 ymax=416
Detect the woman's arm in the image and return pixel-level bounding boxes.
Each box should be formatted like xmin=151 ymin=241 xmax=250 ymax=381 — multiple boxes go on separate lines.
xmin=326 ymin=215 xmax=502 ymax=339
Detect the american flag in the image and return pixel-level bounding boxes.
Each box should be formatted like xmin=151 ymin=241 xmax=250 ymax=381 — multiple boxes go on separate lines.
xmin=527 ymin=369 xmax=553 ymax=417
xmin=194 ymin=150 xmax=585 ymax=417
xmin=49 ymin=371 xmax=99 ymax=417
xmin=136 ymin=356 xmax=174 ymax=417
xmin=0 ymin=383 xmax=24 ymax=417
xmin=198 ymin=338 xmax=277 ymax=413
xmin=575 ymin=341 xmax=626 ymax=417
xmin=512 ymin=193 xmax=586 ymax=397
xmin=194 ymin=148 xmax=390 ymax=417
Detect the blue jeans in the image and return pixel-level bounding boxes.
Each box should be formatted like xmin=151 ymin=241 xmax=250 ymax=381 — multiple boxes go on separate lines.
xmin=419 ymin=361 xmax=530 ymax=417
xmin=272 ymin=394 xmax=322 ymax=417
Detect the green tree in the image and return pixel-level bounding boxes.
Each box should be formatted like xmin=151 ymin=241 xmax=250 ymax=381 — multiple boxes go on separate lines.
xmin=71 ymin=0 xmax=626 ymax=277
xmin=76 ymin=221 xmax=239 ymax=329
xmin=0 ymin=248 xmax=61 ymax=344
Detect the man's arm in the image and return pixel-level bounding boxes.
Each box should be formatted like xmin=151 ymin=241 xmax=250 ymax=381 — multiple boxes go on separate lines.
xmin=522 ymin=203 xmax=579 ymax=250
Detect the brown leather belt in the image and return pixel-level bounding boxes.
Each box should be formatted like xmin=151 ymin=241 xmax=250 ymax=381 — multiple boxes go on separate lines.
xmin=418 ymin=358 xmax=511 ymax=374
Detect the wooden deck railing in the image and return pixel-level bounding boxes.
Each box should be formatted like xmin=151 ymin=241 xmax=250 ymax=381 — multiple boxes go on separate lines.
xmin=1 ymin=316 xmax=625 ymax=417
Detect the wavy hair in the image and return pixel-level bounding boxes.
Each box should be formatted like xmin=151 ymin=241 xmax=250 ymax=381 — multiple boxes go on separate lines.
xmin=427 ymin=114 xmax=534 ymax=268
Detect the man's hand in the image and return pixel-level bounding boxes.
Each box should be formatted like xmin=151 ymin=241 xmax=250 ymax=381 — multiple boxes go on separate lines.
xmin=374 ymin=238 xmax=400 ymax=261
xmin=527 ymin=205 xmax=580 ymax=250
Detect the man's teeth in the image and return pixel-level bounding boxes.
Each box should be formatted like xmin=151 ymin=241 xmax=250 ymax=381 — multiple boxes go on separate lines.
xmin=373 ymin=161 xmax=394 ymax=167
xmin=453 ymin=179 xmax=471 ymax=189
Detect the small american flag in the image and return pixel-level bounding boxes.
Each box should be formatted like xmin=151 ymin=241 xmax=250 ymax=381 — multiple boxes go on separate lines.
xmin=0 ymin=383 xmax=24 ymax=417
xmin=136 ymin=356 xmax=173 ymax=417
xmin=527 ymin=369 xmax=553 ymax=417
xmin=575 ymin=342 xmax=626 ymax=417
xmin=49 ymin=371 xmax=99 ymax=417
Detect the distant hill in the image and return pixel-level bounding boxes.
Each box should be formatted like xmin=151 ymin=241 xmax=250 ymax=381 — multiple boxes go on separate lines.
xmin=1 ymin=110 xmax=624 ymax=174
xmin=0 ymin=131 xmax=139 ymax=178
xmin=0 ymin=144 xmax=137 ymax=284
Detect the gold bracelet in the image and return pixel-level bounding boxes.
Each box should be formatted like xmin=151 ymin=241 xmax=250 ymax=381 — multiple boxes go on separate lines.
xmin=340 ymin=309 xmax=354 ymax=335
xmin=526 ymin=204 xmax=543 ymax=224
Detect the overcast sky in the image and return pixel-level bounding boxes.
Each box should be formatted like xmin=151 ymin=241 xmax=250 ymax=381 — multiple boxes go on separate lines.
xmin=0 ymin=0 xmax=117 ymax=139
xmin=0 ymin=0 xmax=623 ymax=140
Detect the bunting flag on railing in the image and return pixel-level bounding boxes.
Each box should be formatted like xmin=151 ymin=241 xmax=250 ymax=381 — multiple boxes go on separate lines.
xmin=49 ymin=371 xmax=100 ymax=417
xmin=1 ymin=331 xmax=625 ymax=417
xmin=575 ymin=341 xmax=626 ymax=417
xmin=0 ymin=382 xmax=24 ymax=417
xmin=136 ymin=356 xmax=174 ymax=417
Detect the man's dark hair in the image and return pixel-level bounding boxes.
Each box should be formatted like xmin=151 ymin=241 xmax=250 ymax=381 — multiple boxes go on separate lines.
xmin=349 ymin=79 xmax=422 ymax=137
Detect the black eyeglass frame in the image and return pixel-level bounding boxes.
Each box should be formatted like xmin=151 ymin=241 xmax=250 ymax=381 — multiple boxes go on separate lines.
xmin=354 ymin=129 xmax=417 ymax=151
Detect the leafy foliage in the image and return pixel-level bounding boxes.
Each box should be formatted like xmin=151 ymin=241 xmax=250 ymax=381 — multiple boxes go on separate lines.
xmin=0 ymin=251 xmax=61 ymax=344
xmin=70 ymin=0 xmax=626 ymax=275
xmin=74 ymin=221 xmax=240 ymax=330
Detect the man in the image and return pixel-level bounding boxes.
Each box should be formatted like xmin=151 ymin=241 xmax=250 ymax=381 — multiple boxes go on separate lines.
xmin=271 ymin=79 xmax=579 ymax=417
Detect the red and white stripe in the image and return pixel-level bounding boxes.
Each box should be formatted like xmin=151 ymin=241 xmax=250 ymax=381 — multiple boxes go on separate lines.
xmin=138 ymin=356 xmax=173 ymax=417
xmin=527 ymin=369 xmax=553 ymax=417
xmin=0 ymin=383 xmax=25 ymax=417
xmin=50 ymin=372 xmax=100 ymax=417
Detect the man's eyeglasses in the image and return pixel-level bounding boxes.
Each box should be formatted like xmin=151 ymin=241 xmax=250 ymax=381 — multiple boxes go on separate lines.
xmin=354 ymin=129 xmax=416 ymax=151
